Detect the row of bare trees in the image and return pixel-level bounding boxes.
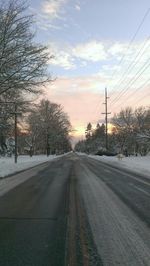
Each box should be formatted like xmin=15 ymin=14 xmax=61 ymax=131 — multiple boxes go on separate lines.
xmin=75 ymin=106 xmax=150 ymax=156
xmin=26 ymin=100 xmax=72 ymax=155
xmin=0 ymin=0 xmax=72 ymax=156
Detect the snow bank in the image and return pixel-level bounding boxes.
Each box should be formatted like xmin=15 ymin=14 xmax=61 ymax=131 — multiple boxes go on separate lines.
xmin=88 ymin=154 xmax=150 ymax=178
xmin=0 ymin=154 xmax=59 ymax=178
xmin=0 ymin=154 xmax=68 ymax=197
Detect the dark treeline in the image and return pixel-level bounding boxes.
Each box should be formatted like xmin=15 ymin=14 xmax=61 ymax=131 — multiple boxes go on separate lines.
xmin=75 ymin=106 xmax=150 ymax=156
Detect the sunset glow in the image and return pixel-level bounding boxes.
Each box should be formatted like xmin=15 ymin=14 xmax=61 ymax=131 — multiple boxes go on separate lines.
xmin=71 ymin=126 xmax=85 ymax=138
xmin=108 ymin=123 xmax=115 ymax=134
xmin=29 ymin=0 xmax=149 ymax=140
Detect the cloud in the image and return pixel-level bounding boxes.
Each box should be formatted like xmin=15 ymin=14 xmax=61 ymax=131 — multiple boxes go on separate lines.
xmin=41 ymin=0 xmax=67 ymax=19
xmin=43 ymin=73 xmax=111 ymax=136
xmin=109 ymin=40 xmax=150 ymax=64
xmin=50 ymin=51 xmax=75 ymax=69
xmin=30 ymin=0 xmax=68 ymax=31
xmin=29 ymin=6 xmax=64 ymax=32
xmin=47 ymin=39 xmax=150 ymax=95
xmin=47 ymin=40 xmax=109 ymax=69
xmin=73 ymin=41 xmax=108 ymax=62
xmin=46 ymin=74 xmax=108 ymax=95
xmin=45 ymin=80 xmax=104 ymax=132
xmin=109 ymin=42 xmax=127 ymax=58
xmin=36 ymin=20 xmax=62 ymax=31
xmin=75 ymin=4 xmax=81 ymax=11
xmin=48 ymin=43 xmax=75 ymax=69
xmin=48 ymin=39 xmax=150 ymax=69
xmin=43 ymin=66 xmax=150 ymax=139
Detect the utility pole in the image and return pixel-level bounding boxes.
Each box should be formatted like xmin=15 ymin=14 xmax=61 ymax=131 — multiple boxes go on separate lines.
xmin=45 ymin=101 xmax=50 ymax=156
xmin=10 ymin=103 xmax=21 ymax=163
xmin=0 ymin=101 xmax=21 ymax=163
xmin=102 ymin=88 xmax=111 ymax=150
xmin=14 ymin=103 xmax=18 ymax=163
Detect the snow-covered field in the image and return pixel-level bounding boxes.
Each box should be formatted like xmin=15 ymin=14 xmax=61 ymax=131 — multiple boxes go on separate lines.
xmin=0 ymin=154 xmax=60 ymax=178
xmin=88 ymin=154 xmax=150 ymax=178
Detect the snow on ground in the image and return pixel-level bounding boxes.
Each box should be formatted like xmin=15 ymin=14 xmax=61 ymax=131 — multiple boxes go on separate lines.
xmin=0 ymin=152 xmax=149 ymax=197
xmin=88 ymin=154 xmax=150 ymax=178
xmin=0 ymin=154 xmax=61 ymax=178
xmin=0 ymin=154 xmax=66 ymax=197
xmin=76 ymin=161 xmax=150 ymax=265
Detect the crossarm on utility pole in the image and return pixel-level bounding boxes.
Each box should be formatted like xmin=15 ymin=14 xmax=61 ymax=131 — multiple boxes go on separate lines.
xmin=101 ymin=88 xmax=111 ymax=150
xmin=0 ymin=101 xmax=22 ymax=163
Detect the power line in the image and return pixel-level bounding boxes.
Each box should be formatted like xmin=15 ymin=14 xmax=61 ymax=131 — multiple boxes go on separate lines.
xmin=92 ymin=98 xmax=102 ymax=117
xmin=108 ymin=7 xmax=150 ymax=94
xmin=110 ymin=36 xmax=150 ymax=99
xmin=135 ymin=90 xmax=150 ymax=105
xmin=115 ymin=78 xmax=150 ymax=110
xmin=111 ymin=58 xmax=150 ymax=106
xmin=123 ymin=78 xmax=150 ymax=104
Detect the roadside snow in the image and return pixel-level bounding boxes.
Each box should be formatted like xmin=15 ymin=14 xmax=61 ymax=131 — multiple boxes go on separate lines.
xmin=0 ymin=154 xmax=66 ymax=197
xmin=88 ymin=154 xmax=150 ymax=178
xmin=0 ymin=154 xmax=60 ymax=178
xmin=76 ymin=162 xmax=150 ymax=265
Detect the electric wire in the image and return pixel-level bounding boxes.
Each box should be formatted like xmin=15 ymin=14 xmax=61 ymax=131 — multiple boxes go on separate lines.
xmin=115 ymin=78 xmax=150 ymax=109
xmin=110 ymin=36 xmax=150 ymax=99
xmin=135 ymin=90 xmax=150 ymax=105
xmin=110 ymin=58 xmax=150 ymax=106
xmin=108 ymin=7 xmax=150 ymax=93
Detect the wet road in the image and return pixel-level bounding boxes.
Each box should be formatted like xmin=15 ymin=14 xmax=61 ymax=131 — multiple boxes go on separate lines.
xmin=0 ymin=157 xmax=72 ymax=266
xmin=0 ymin=153 xmax=150 ymax=265
xmin=77 ymin=155 xmax=150 ymax=266
xmin=80 ymin=155 xmax=150 ymax=226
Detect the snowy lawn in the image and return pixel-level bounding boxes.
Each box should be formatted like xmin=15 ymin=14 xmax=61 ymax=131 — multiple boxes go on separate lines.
xmin=0 ymin=154 xmax=61 ymax=178
xmin=0 ymin=154 xmax=67 ymax=196
xmin=88 ymin=154 xmax=150 ymax=178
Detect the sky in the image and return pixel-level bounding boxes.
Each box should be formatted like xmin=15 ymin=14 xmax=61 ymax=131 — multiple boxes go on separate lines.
xmin=27 ymin=0 xmax=150 ymax=140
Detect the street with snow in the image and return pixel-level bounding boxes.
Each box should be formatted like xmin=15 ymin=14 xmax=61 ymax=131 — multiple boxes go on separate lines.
xmin=0 ymin=152 xmax=150 ymax=265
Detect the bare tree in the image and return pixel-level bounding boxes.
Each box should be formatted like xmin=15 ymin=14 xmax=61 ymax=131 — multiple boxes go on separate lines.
xmin=27 ymin=100 xmax=72 ymax=155
xmin=0 ymin=0 xmax=53 ymax=98
xmin=0 ymin=0 xmax=54 ymax=153
xmin=111 ymin=107 xmax=135 ymax=153
xmin=111 ymin=106 xmax=150 ymax=155
xmin=135 ymin=107 xmax=150 ymax=155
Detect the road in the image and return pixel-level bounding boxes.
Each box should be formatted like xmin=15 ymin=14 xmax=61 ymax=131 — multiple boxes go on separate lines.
xmin=0 ymin=153 xmax=150 ymax=265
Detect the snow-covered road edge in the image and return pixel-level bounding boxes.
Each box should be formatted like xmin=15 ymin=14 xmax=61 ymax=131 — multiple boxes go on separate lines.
xmin=0 ymin=154 xmax=67 ymax=197
xmin=0 ymin=154 xmax=66 ymax=178
xmin=76 ymin=153 xmax=150 ymax=179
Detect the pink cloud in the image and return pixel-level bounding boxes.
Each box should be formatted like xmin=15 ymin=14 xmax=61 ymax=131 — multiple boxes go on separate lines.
xmin=46 ymin=88 xmax=104 ymax=128
xmin=41 ymin=77 xmax=150 ymax=140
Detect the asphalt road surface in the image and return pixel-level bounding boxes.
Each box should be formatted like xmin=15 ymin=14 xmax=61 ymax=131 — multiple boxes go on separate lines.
xmin=0 ymin=153 xmax=150 ymax=266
